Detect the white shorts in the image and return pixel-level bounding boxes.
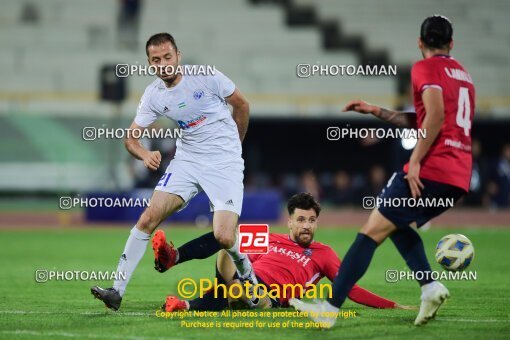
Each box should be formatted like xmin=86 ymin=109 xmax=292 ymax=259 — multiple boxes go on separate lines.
xmin=155 ymin=159 xmax=244 ymax=216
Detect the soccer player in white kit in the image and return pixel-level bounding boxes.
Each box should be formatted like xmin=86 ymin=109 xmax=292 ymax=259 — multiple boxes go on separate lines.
xmin=91 ymin=33 xmax=259 ymax=310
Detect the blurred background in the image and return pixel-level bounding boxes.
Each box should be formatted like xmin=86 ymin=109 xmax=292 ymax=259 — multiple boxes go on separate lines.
xmin=0 ymin=0 xmax=509 ymax=227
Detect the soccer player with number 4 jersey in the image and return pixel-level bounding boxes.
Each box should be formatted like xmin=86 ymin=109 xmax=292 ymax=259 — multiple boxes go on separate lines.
xmin=291 ymin=15 xmax=475 ymax=327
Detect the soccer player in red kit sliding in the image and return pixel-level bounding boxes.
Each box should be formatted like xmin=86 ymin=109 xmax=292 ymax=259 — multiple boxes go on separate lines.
xmin=291 ymin=15 xmax=475 ymax=327
xmin=158 ymin=193 xmax=411 ymax=311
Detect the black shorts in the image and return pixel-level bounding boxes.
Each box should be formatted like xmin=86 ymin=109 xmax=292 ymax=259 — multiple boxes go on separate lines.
xmin=377 ymin=171 xmax=466 ymax=229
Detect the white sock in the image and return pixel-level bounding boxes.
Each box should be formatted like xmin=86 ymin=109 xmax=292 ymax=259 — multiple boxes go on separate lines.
xmin=225 ymin=237 xmax=257 ymax=284
xmin=113 ymin=226 xmax=150 ymax=297
xmin=174 ymin=249 xmax=180 ymax=264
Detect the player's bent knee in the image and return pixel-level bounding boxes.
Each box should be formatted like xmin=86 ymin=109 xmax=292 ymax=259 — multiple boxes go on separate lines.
xmin=360 ymin=227 xmax=382 ymax=244
xmin=213 ymin=229 xmax=235 ymax=249
xmin=360 ymin=223 xmax=377 ymax=238
xmin=360 ymin=222 xmax=393 ymax=244
xmin=137 ymin=208 xmax=164 ymax=234
xmin=359 ymin=209 xmax=398 ymax=244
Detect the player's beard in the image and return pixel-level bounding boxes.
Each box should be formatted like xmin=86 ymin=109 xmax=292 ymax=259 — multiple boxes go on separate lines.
xmin=161 ymin=73 xmax=179 ymax=87
xmin=296 ymin=231 xmax=314 ymax=247
xmin=158 ymin=64 xmax=181 ymax=87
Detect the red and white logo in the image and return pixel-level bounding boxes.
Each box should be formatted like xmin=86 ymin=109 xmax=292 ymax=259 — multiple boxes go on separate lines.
xmin=239 ymin=224 xmax=269 ymax=254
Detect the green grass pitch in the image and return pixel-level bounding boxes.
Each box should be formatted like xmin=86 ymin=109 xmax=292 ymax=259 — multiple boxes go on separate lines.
xmin=0 ymin=226 xmax=509 ymax=339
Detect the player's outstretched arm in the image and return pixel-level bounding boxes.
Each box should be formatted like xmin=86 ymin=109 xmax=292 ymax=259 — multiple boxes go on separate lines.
xmin=124 ymin=121 xmax=161 ymax=171
xmin=348 ymin=284 xmax=403 ymax=309
xmin=394 ymin=303 xmax=418 ymax=310
xmin=347 ymin=279 xmax=417 ymax=309
xmin=342 ymin=99 xmax=417 ymax=129
xmin=226 ymin=88 xmax=250 ymax=142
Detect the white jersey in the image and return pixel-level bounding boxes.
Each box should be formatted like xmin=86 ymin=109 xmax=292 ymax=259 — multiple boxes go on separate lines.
xmin=134 ymin=66 xmax=242 ymax=165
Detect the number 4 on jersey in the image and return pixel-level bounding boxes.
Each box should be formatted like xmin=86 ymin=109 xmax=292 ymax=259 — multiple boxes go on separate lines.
xmin=456 ymin=87 xmax=471 ymax=136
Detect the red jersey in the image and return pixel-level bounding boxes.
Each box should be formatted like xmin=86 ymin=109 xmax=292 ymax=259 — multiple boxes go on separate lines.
xmin=248 ymin=233 xmax=395 ymax=308
xmin=405 ymin=54 xmax=475 ymax=191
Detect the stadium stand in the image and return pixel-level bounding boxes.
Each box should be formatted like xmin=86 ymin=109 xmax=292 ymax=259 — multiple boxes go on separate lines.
xmin=0 ymin=0 xmax=509 ymax=200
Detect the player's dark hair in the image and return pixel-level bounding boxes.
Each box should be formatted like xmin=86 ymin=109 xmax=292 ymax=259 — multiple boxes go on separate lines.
xmin=420 ymin=15 xmax=453 ymax=49
xmin=287 ymin=192 xmax=321 ymax=217
xmin=145 ymin=32 xmax=178 ymax=56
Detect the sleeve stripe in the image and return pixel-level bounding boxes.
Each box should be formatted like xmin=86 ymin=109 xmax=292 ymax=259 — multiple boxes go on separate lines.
xmin=421 ymin=84 xmax=443 ymax=92
xmin=306 ymin=272 xmax=321 ymax=285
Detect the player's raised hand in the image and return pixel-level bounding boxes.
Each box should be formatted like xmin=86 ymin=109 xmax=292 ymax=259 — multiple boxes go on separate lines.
xmin=143 ymin=150 xmax=162 ymax=171
xmin=404 ymin=161 xmax=425 ymax=198
xmin=342 ymin=99 xmax=379 ymax=115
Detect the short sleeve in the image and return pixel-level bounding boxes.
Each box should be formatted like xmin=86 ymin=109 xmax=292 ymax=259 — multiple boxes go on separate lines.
xmin=134 ymin=87 xmax=161 ymax=128
xmin=411 ymin=61 xmax=442 ymax=94
xmin=207 ymin=69 xmax=236 ymax=98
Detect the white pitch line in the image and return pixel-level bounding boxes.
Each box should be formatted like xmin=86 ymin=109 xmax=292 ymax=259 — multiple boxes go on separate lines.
xmin=2 ymin=330 xmax=81 ymax=338
xmin=1 ymin=330 xmax=173 ymax=340
xmin=384 ymin=315 xmax=510 ymax=323
xmin=436 ymin=318 xmax=510 ymax=323
xmin=1 ymin=310 xmax=508 ymax=324
xmin=0 ymin=310 xmax=151 ymax=316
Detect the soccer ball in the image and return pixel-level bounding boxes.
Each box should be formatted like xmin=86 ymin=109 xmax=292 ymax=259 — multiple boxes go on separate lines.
xmin=435 ymin=234 xmax=474 ymax=271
